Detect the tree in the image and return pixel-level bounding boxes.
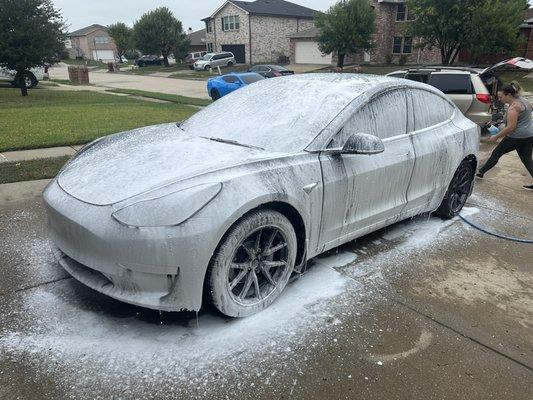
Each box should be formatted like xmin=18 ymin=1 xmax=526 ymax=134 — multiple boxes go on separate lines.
xmin=315 ymin=0 xmax=376 ymax=68
xmin=173 ymin=36 xmax=191 ymax=62
xmin=133 ymin=7 xmax=187 ymax=67
xmin=406 ymin=0 xmax=528 ymax=65
xmin=108 ymin=22 xmax=134 ymax=63
xmin=465 ymin=0 xmax=528 ymax=64
xmin=0 ymin=0 xmax=66 ymax=96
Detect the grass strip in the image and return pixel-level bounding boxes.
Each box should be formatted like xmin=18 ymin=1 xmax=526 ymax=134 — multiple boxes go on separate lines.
xmin=0 ymin=156 xmax=70 ymax=184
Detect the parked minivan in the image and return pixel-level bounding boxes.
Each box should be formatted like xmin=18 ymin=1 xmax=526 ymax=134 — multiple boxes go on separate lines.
xmin=194 ymin=52 xmax=236 ymax=71
xmin=388 ymin=67 xmax=491 ymax=126
xmin=185 ymin=51 xmax=207 ymax=69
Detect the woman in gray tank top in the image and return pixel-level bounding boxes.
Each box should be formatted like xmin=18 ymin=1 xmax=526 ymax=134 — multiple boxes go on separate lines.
xmin=477 ymin=84 xmax=533 ymax=191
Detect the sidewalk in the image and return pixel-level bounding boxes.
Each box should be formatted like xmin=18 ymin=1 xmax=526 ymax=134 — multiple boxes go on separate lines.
xmin=0 ymin=145 xmax=83 ymax=163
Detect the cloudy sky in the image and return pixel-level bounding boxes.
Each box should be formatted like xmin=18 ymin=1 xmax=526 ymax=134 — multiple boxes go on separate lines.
xmin=53 ymin=0 xmax=337 ymax=32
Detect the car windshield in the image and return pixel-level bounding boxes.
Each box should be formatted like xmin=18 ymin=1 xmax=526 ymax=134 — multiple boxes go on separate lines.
xmin=201 ymin=54 xmax=212 ymax=61
xmin=180 ymin=74 xmax=365 ymax=153
xmin=271 ymin=66 xmax=288 ymax=71
xmin=241 ymin=74 xmax=264 ymax=84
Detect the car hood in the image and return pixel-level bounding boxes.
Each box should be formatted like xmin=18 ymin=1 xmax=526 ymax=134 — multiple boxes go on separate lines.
xmin=480 ymin=57 xmax=533 ymax=80
xmin=58 ymin=123 xmax=276 ymax=206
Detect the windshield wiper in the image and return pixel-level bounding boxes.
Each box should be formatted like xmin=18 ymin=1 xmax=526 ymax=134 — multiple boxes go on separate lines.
xmin=200 ymin=136 xmax=265 ymax=150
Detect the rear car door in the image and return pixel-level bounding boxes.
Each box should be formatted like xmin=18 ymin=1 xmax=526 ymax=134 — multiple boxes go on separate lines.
xmin=405 ymin=88 xmax=462 ymax=213
xmin=428 ymin=72 xmax=473 ymax=115
xmin=318 ymin=89 xmax=416 ymax=249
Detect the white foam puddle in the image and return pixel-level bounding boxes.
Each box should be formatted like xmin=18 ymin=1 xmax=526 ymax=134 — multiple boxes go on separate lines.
xmin=0 ymin=209 xmax=486 ymax=396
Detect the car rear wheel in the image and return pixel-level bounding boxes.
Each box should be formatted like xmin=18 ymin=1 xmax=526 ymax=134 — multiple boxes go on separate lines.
xmin=210 ymin=89 xmax=221 ymax=101
xmin=15 ymin=72 xmax=37 ymax=88
xmin=206 ymin=210 xmax=297 ymax=317
xmin=435 ymin=160 xmax=475 ymax=219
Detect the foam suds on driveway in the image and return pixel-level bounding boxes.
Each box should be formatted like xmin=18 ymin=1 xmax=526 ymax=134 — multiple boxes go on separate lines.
xmin=0 ymin=205 xmax=493 ymax=398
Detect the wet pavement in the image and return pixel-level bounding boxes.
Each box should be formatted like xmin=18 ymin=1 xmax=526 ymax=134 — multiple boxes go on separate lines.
xmin=0 ymin=147 xmax=531 ymax=400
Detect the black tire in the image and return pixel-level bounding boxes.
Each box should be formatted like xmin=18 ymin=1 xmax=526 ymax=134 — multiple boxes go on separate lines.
xmin=204 ymin=65 xmax=211 ymax=71
xmin=210 ymin=89 xmax=221 ymax=101
xmin=138 ymin=62 xmax=144 ymax=68
xmin=15 ymin=72 xmax=37 ymax=88
xmin=434 ymin=159 xmax=475 ymax=219
xmin=206 ymin=210 xmax=297 ymax=317
xmin=188 ymin=65 xmax=194 ymax=70
xmin=227 ymin=61 xmax=234 ymax=67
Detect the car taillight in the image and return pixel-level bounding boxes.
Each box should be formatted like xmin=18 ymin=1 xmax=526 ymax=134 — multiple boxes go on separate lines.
xmin=476 ymin=93 xmax=491 ymax=104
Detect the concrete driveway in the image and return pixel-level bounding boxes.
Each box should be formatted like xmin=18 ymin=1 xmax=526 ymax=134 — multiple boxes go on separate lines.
xmin=0 ymin=145 xmax=531 ymax=399
xmin=49 ymin=64 xmax=210 ymax=99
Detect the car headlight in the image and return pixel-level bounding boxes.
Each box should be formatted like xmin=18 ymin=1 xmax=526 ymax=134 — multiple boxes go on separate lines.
xmin=111 ymin=182 xmax=222 ymax=227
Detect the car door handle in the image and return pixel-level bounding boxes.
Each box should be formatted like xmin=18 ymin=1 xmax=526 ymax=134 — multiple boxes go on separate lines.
xmin=398 ymin=152 xmax=410 ymax=157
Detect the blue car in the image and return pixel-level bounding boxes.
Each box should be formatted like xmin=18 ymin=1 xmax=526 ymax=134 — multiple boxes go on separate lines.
xmin=207 ymin=72 xmax=265 ymax=100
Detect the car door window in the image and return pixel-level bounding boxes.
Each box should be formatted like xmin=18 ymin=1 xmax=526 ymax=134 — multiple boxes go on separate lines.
xmin=410 ymin=89 xmax=455 ymax=131
xmin=428 ymin=74 xmax=473 ymax=94
xmin=328 ymin=90 xmax=408 ymax=148
xmin=222 ymin=75 xmax=239 ymax=84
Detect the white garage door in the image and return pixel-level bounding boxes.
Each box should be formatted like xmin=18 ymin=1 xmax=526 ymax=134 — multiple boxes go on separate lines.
xmin=92 ymin=50 xmax=115 ymax=61
xmin=295 ymin=41 xmax=332 ymax=65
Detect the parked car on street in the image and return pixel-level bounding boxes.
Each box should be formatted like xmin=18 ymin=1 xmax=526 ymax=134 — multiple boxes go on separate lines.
xmin=185 ymin=51 xmax=207 ymax=69
xmin=135 ymin=55 xmax=164 ymax=67
xmin=194 ymin=52 xmax=235 ymax=71
xmin=44 ymin=74 xmax=478 ymax=318
xmin=0 ymin=67 xmax=44 ymax=88
xmin=387 ymin=58 xmax=533 ymax=128
xmin=248 ymin=64 xmax=294 ymax=78
xmin=207 ymin=72 xmax=265 ymax=100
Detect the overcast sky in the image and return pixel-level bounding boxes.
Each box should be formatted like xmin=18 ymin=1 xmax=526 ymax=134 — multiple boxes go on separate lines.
xmin=53 ymin=0 xmax=338 ymax=33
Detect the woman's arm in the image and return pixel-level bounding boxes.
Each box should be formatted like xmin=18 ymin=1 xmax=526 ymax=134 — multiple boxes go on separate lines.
xmin=489 ymin=103 xmax=519 ymax=141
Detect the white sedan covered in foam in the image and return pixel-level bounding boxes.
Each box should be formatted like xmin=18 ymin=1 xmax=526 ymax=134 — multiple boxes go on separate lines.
xmin=43 ymin=74 xmax=479 ymax=317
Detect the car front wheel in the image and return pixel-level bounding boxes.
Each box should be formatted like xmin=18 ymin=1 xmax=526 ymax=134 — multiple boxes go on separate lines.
xmin=206 ymin=210 xmax=297 ymax=317
xmin=204 ymin=65 xmax=211 ymax=71
xmin=227 ymin=61 xmax=234 ymax=67
xmin=435 ymin=159 xmax=475 ymax=219
xmin=210 ymin=89 xmax=221 ymax=101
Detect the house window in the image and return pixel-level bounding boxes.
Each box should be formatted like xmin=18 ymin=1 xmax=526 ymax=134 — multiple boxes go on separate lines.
xmin=396 ymin=4 xmax=407 ymax=21
xmin=393 ymin=37 xmax=412 ymax=54
xmin=206 ymin=21 xmax=212 ymax=33
xmin=403 ymin=37 xmax=413 ymax=54
xmin=207 ymin=43 xmax=214 ymax=52
xmin=221 ymin=15 xmax=240 ymax=31
xmin=94 ymin=36 xmax=109 ymax=44
xmin=392 ymin=37 xmax=402 ymax=54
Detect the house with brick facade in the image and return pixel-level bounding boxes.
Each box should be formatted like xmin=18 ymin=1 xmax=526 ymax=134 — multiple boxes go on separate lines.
xmin=202 ymin=0 xmax=317 ymax=64
xmin=289 ymin=0 xmax=440 ymax=65
xmin=66 ymin=24 xmax=118 ymax=62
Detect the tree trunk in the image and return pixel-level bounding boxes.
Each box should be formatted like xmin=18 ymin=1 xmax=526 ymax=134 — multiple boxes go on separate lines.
xmin=15 ymin=71 xmax=28 ymax=96
xmin=337 ymin=53 xmax=345 ymax=69
xmin=162 ymin=52 xmax=169 ymax=67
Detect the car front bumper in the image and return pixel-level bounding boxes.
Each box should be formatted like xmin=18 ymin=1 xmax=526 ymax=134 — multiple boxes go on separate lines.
xmin=43 ymin=180 xmax=213 ymax=312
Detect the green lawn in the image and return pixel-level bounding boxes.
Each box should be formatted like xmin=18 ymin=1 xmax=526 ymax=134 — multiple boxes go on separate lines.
xmin=0 ymin=156 xmax=69 ymax=184
xmin=107 ymin=89 xmax=212 ymax=107
xmin=0 ymin=88 xmax=198 ymax=152
xmin=170 ymin=64 xmax=252 ymax=81
xmin=126 ymin=64 xmax=190 ymax=75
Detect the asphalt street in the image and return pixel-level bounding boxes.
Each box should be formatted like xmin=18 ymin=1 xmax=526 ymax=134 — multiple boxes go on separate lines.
xmin=0 ymin=144 xmax=531 ymax=400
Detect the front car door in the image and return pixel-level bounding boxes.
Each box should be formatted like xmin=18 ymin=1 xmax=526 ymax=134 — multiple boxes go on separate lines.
xmin=318 ymin=89 xmax=416 ymax=251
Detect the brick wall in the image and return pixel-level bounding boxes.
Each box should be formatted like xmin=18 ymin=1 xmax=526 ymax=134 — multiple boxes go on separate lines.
xmin=250 ymin=16 xmax=314 ymax=63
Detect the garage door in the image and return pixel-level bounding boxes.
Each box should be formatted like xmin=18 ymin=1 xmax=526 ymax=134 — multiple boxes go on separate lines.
xmin=221 ymin=45 xmax=246 ymax=64
xmin=295 ymin=41 xmax=332 ymax=65
xmin=92 ymin=50 xmax=115 ymax=61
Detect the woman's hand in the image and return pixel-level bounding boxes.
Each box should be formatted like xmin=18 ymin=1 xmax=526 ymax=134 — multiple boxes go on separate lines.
xmin=487 ymin=135 xmax=500 ymax=142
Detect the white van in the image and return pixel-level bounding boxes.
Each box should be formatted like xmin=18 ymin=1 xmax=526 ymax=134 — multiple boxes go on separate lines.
xmin=0 ymin=67 xmax=44 ymax=88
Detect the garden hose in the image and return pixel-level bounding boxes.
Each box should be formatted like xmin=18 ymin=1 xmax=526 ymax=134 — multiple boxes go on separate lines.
xmin=458 ymin=214 xmax=533 ymax=244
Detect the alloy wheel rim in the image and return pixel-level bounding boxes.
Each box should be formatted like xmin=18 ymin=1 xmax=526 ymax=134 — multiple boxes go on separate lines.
xmin=227 ymin=226 xmax=289 ymax=305
xmin=449 ymin=166 xmax=472 ymax=213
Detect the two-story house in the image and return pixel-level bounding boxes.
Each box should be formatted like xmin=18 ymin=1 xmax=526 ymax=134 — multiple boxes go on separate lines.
xmin=202 ymin=0 xmax=317 ymax=64
xmin=66 ymin=24 xmax=118 ymax=62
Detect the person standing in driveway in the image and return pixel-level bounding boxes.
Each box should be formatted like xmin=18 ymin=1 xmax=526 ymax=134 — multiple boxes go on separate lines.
xmin=476 ymin=84 xmax=533 ymax=190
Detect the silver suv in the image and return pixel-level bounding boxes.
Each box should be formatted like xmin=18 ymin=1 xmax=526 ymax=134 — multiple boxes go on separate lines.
xmin=388 ymin=67 xmax=491 ymax=126
xmin=194 ymin=52 xmax=235 ymax=71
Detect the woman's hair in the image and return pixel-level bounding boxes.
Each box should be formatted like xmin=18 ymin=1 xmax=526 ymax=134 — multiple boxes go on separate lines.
xmin=502 ymin=81 xmax=521 ymax=97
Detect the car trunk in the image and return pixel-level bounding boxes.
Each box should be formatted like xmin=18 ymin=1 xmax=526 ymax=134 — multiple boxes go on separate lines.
xmin=480 ymin=57 xmax=533 ymax=95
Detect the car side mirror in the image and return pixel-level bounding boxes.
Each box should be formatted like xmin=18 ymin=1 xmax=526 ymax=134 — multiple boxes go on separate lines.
xmin=341 ymin=133 xmax=384 ymax=155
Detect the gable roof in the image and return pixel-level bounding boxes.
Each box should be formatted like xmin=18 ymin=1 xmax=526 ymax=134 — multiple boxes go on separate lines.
xmin=68 ymin=24 xmax=108 ymax=37
xmin=288 ymin=26 xmax=318 ymax=39
xmin=204 ymin=0 xmax=317 ymax=20
xmin=188 ymin=28 xmax=206 ymax=46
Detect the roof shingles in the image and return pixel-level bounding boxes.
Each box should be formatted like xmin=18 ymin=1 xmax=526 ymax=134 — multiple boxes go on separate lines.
xmin=217 ymin=0 xmax=317 ymax=19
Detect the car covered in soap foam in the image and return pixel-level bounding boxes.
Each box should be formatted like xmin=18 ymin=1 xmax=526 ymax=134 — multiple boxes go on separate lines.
xmin=43 ymin=74 xmax=479 ymax=317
